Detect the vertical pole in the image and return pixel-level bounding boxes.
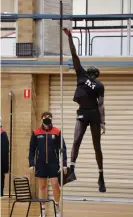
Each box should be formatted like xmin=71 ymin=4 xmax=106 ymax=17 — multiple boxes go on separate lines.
xmin=9 ymin=90 xmax=13 ymax=198
xmin=80 ymin=29 xmax=83 ymax=56
xmin=85 ymin=0 xmax=88 ymax=56
xmin=127 ymin=18 xmax=131 ymax=55
xmin=128 ymin=0 xmax=131 ymax=14
xmin=120 ymin=0 xmax=124 ymax=55
xmin=127 ymin=0 xmax=131 ymax=55
xmin=14 ymin=0 xmax=18 ymax=56
xmin=60 ymin=1 xmax=63 ymax=217
xmin=40 ymin=0 xmax=44 ymax=56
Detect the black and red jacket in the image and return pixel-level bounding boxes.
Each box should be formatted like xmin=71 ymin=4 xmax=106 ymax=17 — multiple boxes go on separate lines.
xmin=28 ymin=126 xmax=67 ymax=168
xmin=1 ymin=128 xmax=9 ymax=173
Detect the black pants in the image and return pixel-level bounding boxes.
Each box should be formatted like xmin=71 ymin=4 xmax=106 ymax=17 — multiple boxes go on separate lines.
xmin=71 ymin=110 xmax=103 ymax=170
xmin=1 ymin=171 xmax=5 ymax=196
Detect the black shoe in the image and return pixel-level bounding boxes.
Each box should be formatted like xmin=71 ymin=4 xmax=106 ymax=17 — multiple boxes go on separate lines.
xmin=70 ymin=170 xmax=77 ymax=181
xmin=70 ymin=165 xmax=77 ymax=180
xmin=98 ymin=177 xmax=106 ymax=193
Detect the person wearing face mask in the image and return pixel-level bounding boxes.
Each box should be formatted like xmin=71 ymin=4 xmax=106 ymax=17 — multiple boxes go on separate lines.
xmin=28 ymin=112 xmax=67 ymax=217
xmin=63 ymin=28 xmax=106 ymax=193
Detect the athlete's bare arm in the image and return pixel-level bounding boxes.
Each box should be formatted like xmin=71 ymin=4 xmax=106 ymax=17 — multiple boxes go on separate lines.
xmin=98 ymin=96 xmax=106 ymax=134
xmin=62 ymin=28 xmax=81 ymax=71
xmin=98 ymin=96 xmax=105 ymax=124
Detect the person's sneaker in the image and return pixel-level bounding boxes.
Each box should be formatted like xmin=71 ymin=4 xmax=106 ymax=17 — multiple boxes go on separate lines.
xmin=98 ymin=177 xmax=106 ymax=192
xmin=55 ymin=204 xmax=60 ymax=217
xmin=39 ymin=208 xmax=46 ymax=217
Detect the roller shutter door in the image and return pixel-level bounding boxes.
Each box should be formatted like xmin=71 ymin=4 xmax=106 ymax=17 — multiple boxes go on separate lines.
xmin=49 ymin=74 xmax=133 ymax=201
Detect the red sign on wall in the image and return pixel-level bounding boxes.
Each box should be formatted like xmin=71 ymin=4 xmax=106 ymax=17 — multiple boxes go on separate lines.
xmin=24 ymin=89 xmax=31 ymax=99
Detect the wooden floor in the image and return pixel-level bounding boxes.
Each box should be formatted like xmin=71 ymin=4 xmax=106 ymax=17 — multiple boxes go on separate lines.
xmin=1 ymin=197 xmax=133 ymax=217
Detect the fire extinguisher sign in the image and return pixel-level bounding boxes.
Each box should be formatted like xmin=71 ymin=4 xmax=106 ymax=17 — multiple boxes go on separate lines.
xmin=24 ymin=89 xmax=31 ymax=99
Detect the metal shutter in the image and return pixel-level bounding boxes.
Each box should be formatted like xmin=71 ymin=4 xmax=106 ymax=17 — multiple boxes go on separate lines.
xmin=49 ymin=74 xmax=133 ymax=202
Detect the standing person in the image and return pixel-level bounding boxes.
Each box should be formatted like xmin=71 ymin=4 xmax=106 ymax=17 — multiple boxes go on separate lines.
xmin=29 ymin=112 xmax=67 ymax=217
xmin=1 ymin=117 xmax=9 ymax=197
xmin=62 ymin=28 xmax=106 ymax=192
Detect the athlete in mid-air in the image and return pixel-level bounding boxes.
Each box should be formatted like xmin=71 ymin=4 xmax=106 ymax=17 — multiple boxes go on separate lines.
xmin=63 ymin=28 xmax=106 ymax=192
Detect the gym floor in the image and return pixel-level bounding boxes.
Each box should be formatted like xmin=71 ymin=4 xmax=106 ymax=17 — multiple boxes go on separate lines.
xmin=1 ymin=198 xmax=133 ymax=217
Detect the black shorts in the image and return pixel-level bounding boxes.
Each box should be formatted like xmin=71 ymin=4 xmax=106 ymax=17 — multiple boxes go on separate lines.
xmin=77 ymin=108 xmax=101 ymax=125
xmin=35 ymin=164 xmax=60 ymax=178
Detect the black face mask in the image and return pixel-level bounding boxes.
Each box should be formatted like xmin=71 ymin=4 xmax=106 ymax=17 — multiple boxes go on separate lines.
xmin=43 ymin=118 xmax=52 ymax=125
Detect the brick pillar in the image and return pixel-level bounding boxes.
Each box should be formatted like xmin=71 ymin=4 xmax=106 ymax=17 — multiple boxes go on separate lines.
xmin=36 ymin=75 xmax=49 ymax=126
xmin=35 ymin=0 xmax=72 ymax=56
xmin=17 ymin=0 xmax=35 ymax=43
xmin=9 ymin=74 xmax=32 ymax=178
xmin=1 ymin=74 xmax=11 ymax=194
xmin=31 ymin=75 xmax=37 ymax=131
xmin=29 ymin=75 xmax=37 ymax=197
xmin=1 ymin=74 xmax=33 ymax=194
xmin=36 ymin=74 xmax=49 ymax=198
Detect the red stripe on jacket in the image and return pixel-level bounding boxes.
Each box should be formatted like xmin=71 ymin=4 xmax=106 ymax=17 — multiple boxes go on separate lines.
xmin=0 ymin=128 xmax=4 ymax=134
xmin=34 ymin=127 xmax=60 ymax=136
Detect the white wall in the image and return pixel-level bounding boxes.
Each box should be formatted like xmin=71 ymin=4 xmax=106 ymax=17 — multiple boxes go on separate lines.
xmin=72 ymin=0 xmax=133 ymax=56
xmin=73 ymin=0 xmax=133 ymax=14
xmin=1 ymin=0 xmax=133 ymax=57
xmin=72 ymin=30 xmax=133 ymax=56
xmin=73 ymin=0 xmax=133 ymax=28
xmin=1 ymin=34 xmax=16 ymax=57
xmin=1 ymin=31 xmax=133 ymax=57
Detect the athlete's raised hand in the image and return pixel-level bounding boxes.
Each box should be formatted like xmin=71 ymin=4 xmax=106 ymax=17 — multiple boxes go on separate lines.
xmin=62 ymin=28 xmax=71 ymax=36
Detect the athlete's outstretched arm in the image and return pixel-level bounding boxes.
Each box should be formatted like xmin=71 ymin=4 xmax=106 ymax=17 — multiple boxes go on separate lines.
xmin=62 ymin=28 xmax=81 ymax=71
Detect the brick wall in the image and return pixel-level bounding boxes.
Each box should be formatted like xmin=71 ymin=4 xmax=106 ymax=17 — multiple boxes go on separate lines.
xmin=17 ymin=0 xmax=35 ymax=43
xmin=17 ymin=0 xmax=72 ymax=54
xmin=1 ymin=0 xmax=14 ymax=12
xmin=36 ymin=74 xmax=49 ymax=127
xmin=44 ymin=0 xmax=72 ymax=55
xmin=1 ymin=73 xmax=50 ymax=195
xmin=1 ymin=74 xmax=10 ymax=135
xmin=35 ymin=0 xmax=72 ymax=56
xmin=1 ymin=74 xmax=33 ymax=194
xmin=31 ymin=75 xmax=37 ymax=131
xmin=1 ymin=74 xmax=11 ymax=194
xmin=30 ymin=75 xmax=37 ymax=196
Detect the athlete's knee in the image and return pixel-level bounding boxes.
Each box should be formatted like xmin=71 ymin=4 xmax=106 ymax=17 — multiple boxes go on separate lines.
xmin=93 ymin=143 xmax=102 ymax=153
xmin=73 ymin=138 xmax=81 ymax=148
xmin=74 ymin=131 xmax=83 ymax=147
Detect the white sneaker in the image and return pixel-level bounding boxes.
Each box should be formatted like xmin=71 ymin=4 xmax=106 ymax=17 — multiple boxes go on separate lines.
xmin=55 ymin=204 xmax=60 ymax=217
xmin=39 ymin=209 xmax=46 ymax=217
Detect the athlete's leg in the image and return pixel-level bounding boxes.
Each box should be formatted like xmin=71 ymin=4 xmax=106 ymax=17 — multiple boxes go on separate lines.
xmin=90 ymin=122 xmax=106 ymax=192
xmin=90 ymin=123 xmax=103 ymax=169
xmin=70 ymin=120 xmax=87 ymax=171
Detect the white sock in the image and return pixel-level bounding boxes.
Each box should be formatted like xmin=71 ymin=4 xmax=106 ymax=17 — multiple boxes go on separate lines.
xmin=42 ymin=204 xmax=45 ymax=209
xmin=70 ymin=162 xmax=75 ymax=166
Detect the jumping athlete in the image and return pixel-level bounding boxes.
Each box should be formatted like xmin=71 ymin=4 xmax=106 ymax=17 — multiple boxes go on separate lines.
xmin=63 ymin=28 xmax=106 ymax=192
